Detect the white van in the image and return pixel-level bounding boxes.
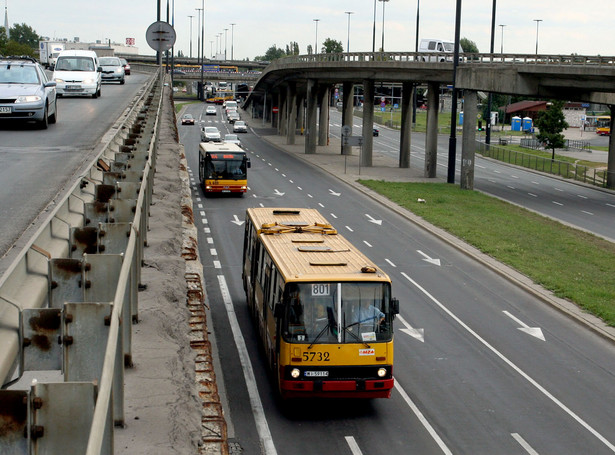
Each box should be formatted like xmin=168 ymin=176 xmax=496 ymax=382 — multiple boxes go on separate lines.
xmin=52 ymin=50 xmax=102 ymax=98
xmin=418 ymin=39 xmax=463 ymax=62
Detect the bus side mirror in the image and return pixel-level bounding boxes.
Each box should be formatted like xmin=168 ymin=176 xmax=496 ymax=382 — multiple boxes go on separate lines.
xmin=247 ymin=159 xmax=251 ymax=168
xmin=274 ymin=303 xmax=284 ymax=319
xmin=391 ymin=298 xmax=399 ymax=315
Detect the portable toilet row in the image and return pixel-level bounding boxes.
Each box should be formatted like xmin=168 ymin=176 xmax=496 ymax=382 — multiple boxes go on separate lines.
xmin=512 ymin=116 xmax=533 ymax=132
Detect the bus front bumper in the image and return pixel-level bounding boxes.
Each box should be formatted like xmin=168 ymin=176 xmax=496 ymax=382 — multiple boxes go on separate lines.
xmin=279 ymin=378 xmax=394 ymax=399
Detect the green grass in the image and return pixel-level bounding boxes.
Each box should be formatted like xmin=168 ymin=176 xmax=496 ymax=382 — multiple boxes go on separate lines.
xmin=358 ymin=181 xmax=615 ymax=327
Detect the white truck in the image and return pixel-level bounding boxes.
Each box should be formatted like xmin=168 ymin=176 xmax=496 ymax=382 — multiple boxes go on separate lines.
xmin=418 ymin=39 xmax=463 ymax=62
xmin=39 ymin=41 xmax=65 ymax=69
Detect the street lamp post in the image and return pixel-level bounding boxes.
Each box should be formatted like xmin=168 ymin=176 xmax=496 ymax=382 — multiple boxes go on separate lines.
xmin=195 ymin=8 xmax=202 ymax=63
xmin=230 ymin=23 xmax=236 ymax=60
xmin=533 ymin=19 xmax=542 ymax=55
xmin=372 ymin=0 xmax=377 ymax=52
xmin=224 ymin=28 xmax=228 ymax=60
xmin=379 ymin=0 xmax=390 ymax=52
xmin=187 ymin=15 xmax=194 ymax=58
xmin=485 ymin=0 xmax=497 ymax=145
xmin=447 ymin=0 xmax=462 ymax=184
xmin=345 ymin=11 xmax=354 ymax=53
xmin=199 ymin=0 xmax=204 ymax=101
xmin=499 ymin=24 xmax=506 ymax=54
xmin=313 ymin=19 xmax=320 ymax=54
xmin=210 ymin=41 xmax=213 ymax=58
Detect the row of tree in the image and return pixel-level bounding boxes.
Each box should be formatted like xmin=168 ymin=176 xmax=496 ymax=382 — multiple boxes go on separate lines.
xmin=0 ymin=23 xmax=41 ymax=57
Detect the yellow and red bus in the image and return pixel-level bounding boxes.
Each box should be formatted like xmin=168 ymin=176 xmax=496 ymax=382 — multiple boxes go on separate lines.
xmin=242 ymin=208 xmax=399 ymax=399
xmin=198 ymin=142 xmax=250 ymax=196
xmin=595 ymin=115 xmax=611 ymax=136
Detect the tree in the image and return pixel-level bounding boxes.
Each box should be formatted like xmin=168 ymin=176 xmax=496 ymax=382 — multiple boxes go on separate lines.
xmin=322 ymin=38 xmax=343 ymax=54
xmin=306 ymin=44 xmax=313 ymax=55
xmin=285 ymin=41 xmax=299 ymax=56
xmin=254 ymin=45 xmax=286 ymax=62
xmin=9 ymin=23 xmax=41 ymax=49
xmin=460 ymin=38 xmax=478 ymax=54
xmin=535 ymin=100 xmax=569 ymax=160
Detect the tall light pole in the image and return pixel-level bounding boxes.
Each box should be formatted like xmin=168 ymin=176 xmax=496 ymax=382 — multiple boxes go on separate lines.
xmin=379 ymin=0 xmax=390 ymax=52
xmin=499 ymin=24 xmax=506 ymax=54
xmin=230 ymin=23 xmax=236 ymax=60
xmin=415 ymin=0 xmax=420 ymax=53
xmin=187 ymin=15 xmax=194 ymax=58
xmin=224 ymin=28 xmax=228 ymax=60
xmin=210 ymin=40 xmax=213 ymax=58
xmin=533 ymin=19 xmax=542 ymax=55
xmin=199 ymin=0 xmax=204 ymax=101
xmin=195 ymin=8 xmax=202 ymax=63
xmin=372 ymin=0 xmax=377 ymax=52
xmin=485 ymin=0 xmax=497 ymax=145
xmin=345 ymin=11 xmax=354 ymax=53
xmin=215 ymin=33 xmax=220 ymax=56
xmin=447 ymin=0 xmax=462 ymax=184
xmin=313 ymin=19 xmax=320 ymax=54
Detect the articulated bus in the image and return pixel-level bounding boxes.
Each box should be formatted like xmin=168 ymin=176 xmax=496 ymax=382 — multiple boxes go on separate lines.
xmin=242 ymin=208 xmax=399 ymax=399
xmin=198 ymin=142 xmax=250 ymax=196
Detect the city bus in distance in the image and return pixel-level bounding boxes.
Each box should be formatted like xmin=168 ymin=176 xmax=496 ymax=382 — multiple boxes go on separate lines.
xmin=242 ymin=208 xmax=399 ymax=399
xmin=198 ymin=142 xmax=250 ymax=196
xmin=595 ymin=115 xmax=611 ymax=136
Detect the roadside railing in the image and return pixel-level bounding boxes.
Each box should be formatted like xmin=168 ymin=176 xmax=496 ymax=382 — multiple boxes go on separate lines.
xmin=0 ymin=67 xmax=162 ymax=454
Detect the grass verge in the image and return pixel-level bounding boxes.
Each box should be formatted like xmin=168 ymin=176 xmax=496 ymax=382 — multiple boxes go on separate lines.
xmin=358 ymin=180 xmax=615 ymax=327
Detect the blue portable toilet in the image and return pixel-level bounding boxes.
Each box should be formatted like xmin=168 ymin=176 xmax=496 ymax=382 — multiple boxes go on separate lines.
xmin=459 ymin=111 xmax=464 ymax=125
xmin=523 ymin=117 xmax=533 ymax=132
xmin=511 ymin=116 xmax=522 ymax=132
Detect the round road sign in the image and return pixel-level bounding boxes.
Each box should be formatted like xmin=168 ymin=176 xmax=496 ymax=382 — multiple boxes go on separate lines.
xmin=146 ymin=21 xmax=176 ymax=53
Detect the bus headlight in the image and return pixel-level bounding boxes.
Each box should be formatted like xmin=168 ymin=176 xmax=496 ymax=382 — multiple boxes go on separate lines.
xmin=290 ymin=368 xmax=300 ymax=379
xmin=377 ymin=368 xmax=387 ymax=378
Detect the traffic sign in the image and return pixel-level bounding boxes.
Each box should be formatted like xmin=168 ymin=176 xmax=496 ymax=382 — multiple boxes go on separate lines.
xmin=341 ymin=125 xmax=351 ymax=137
xmin=146 ymin=21 xmax=176 ymax=52
xmin=272 ymin=107 xmax=279 ymax=113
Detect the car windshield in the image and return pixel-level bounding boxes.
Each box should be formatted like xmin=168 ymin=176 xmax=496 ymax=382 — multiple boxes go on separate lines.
xmin=99 ymin=57 xmax=121 ymax=66
xmin=55 ymin=56 xmax=95 ymax=71
xmin=0 ymin=64 xmax=39 ymax=84
xmin=224 ymin=134 xmax=238 ymax=141
xmin=205 ymin=127 xmax=219 ymax=134
xmin=235 ymin=122 xmax=245 ymax=126
xmin=183 ymin=114 xmax=193 ymax=119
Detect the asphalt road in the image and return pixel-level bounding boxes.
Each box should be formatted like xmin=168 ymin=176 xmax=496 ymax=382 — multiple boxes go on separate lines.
xmin=0 ymin=72 xmax=151 ymax=269
xmin=178 ymin=104 xmax=615 ymax=455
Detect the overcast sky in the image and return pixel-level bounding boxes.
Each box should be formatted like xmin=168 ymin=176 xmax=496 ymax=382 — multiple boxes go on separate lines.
xmin=7 ymin=1 xmax=615 ymax=60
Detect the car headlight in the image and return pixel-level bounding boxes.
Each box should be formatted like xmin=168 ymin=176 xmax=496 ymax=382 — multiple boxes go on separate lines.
xmin=377 ymin=368 xmax=387 ymax=378
xmin=290 ymin=368 xmax=300 ymax=379
xmin=54 ymin=78 xmax=65 ymax=83
xmin=82 ymin=78 xmax=95 ymax=84
xmin=15 ymin=95 xmax=42 ymax=103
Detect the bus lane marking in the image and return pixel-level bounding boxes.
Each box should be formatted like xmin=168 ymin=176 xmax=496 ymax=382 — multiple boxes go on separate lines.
xmin=512 ymin=433 xmax=540 ymax=455
xmin=344 ymin=436 xmax=363 ymax=455
xmin=400 ymin=272 xmax=615 ymax=452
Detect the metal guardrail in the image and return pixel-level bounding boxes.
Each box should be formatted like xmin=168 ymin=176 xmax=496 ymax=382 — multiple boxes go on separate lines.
xmin=0 ymin=67 xmax=163 ymax=454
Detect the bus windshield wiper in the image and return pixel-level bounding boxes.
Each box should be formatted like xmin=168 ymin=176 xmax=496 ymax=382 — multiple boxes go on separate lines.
xmin=307 ymin=323 xmax=332 ymax=350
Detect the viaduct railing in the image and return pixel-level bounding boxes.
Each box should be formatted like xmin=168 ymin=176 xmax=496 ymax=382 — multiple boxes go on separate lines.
xmin=0 ymin=67 xmax=162 ymax=454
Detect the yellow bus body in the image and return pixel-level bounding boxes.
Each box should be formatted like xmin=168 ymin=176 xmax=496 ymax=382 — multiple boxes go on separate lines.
xmin=199 ymin=143 xmax=250 ymax=195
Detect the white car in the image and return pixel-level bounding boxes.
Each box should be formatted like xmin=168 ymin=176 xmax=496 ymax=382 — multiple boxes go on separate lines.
xmin=223 ymin=134 xmax=242 ymax=147
xmin=233 ymin=121 xmax=248 ymax=133
xmin=201 ymin=126 xmax=221 ymax=142
xmin=205 ymin=105 xmax=216 ymax=115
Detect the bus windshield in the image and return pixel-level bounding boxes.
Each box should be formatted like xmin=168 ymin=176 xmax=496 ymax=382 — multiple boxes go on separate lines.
xmin=284 ymin=282 xmax=393 ymax=344
xmin=205 ymin=154 xmax=247 ymax=180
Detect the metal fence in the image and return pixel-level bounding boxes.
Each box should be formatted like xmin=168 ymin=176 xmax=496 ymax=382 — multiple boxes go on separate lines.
xmin=0 ymin=68 xmax=163 ymax=454
xmin=477 ymin=141 xmax=612 ymax=188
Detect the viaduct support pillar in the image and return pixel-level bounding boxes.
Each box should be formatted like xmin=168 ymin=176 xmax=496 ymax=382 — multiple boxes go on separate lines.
xmin=424 ymin=82 xmax=440 ymax=178
xmin=279 ymin=90 xmax=287 ymax=136
xmin=608 ymin=106 xmax=615 ymax=189
xmin=318 ymin=85 xmax=330 ymax=146
xmin=460 ymin=90 xmax=478 ymax=190
xmin=305 ymin=79 xmax=318 ymax=154
xmin=342 ymin=82 xmax=354 ymax=155
xmin=286 ymin=83 xmax=297 ymax=145
xmin=399 ymin=82 xmax=413 ymax=168
xmin=297 ymin=94 xmax=305 ymax=135
xmin=361 ymin=79 xmax=375 ymax=167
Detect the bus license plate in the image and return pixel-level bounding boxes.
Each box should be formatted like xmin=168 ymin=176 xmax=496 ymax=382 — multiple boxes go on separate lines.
xmin=304 ymin=371 xmax=329 ymax=377
xmin=0 ymin=106 xmax=11 ymax=114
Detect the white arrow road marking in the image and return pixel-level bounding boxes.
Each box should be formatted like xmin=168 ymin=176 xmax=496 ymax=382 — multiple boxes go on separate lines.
xmin=397 ymin=314 xmax=425 ymax=343
xmin=365 ymin=213 xmax=382 ymax=225
xmin=417 ymin=250 xmax=441 ymax=266
xmin=503 ymin=311 xmax=545 ymax=341
xmin=273 ymin=189 xmax=285 ymax=196
xmin=512 ymin=433 xmax=540 ymax=455
xmin=231 ymin=215 xmax=245 ymax=226
xmin=329 ymin=189 xmax=341 ymax=196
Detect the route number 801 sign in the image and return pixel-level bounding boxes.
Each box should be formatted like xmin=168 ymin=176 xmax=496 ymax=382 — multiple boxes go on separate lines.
xmin=311 ymin=283 xmax=330 ymax=296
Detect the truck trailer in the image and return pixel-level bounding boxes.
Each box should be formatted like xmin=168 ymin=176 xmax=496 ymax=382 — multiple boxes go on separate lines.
xmin=38 ymin=41 xmax=65 ymax=69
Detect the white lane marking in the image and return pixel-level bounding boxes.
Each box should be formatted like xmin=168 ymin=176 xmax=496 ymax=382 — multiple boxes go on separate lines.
xmin=202 ymin=218 xmax=208 ymax=224
xmin=395 ymin=382 xmax=453 ymax=455
xmin=200 ymin=211 xmax=206 ymax=216
xmin=554 ymin=187 xmax=564 ymax=192
xmin=606 ymin=203 xmax=615 ymax=208
xmin=345 ymin=226 xmax=354 ymax=232
xmin=345 ymin=436 xmax=363 ymax=455
xmin=581 ymin=210 xmax=594 ymax=216
xmin=204 ymin=228 xmax=210 ymax=234
xmin=318 ymin=203 xmax=325 ymax=208
xmin=552 ymin=201 xmax=563 ymax=206
xmin=502 ymin=311 xmax=545 ymax=341
xmin=207 ymin=237 xmax=214 ymax=244
xmin=213 ymin=261 xmax=221 ymax=269
xmin=210 ymin=248 xmax=217 ymax=256
xmin=297 ymin=186 xmax=303 ymax=191
xmin=577 ymin=194 xmax=588 ymax=199
xmin=397 ymin=314 xmax=425 ymax=343
xmin=218 ymin=275 xmax=277 ymax=454
xmin=363 ymin=241 xmax=372 ymax=248
xmin=401 ymin=272 xmax=615 ymax=452
xmin=528 ymin=193 xmax=538 ymax=197
xmin=385 ymin=258 xmax=396 ymax=267
xmin=330 ymin=213 xmax=338 ymax=219
xmin=512 ymin=433 xmax=540 ymax=455
xmin=507 ymin=185 xmax=516 ymax=190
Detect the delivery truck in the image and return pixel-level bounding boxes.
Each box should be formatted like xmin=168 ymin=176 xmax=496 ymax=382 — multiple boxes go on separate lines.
xmin=39 ymin=41 xmax=65 ymax=69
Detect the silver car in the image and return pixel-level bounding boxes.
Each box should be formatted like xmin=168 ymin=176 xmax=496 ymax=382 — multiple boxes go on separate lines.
xmin=201 ymin=126 xmax=221 ymax=142
xmin=0 ymin=56 xmax=57 ymax=129
xmin=98 ymin=56 xmax=125 ymax=84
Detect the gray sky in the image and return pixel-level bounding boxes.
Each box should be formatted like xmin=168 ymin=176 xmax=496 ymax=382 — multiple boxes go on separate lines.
xmin=8 ymin=1 xmax=615 ymax=60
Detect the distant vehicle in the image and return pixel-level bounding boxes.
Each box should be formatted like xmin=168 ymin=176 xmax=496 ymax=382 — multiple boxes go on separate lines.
xmin=418 ymin=38 xmax=463 ymax=62
xmin=172 ymin=69 xmax=186 ymax=75
xmin=201 ymin=126 xmax=222 ymax=142
xmin=38 ymin=41 xmax=65 ymax=69
xmin=223 ymin=133 xmax=242 ymax=147
xmin=227 ymin=111 xmax=240 ymax=123
xmin=98 ymin=56 xmax=125 ymax=84
xmin=199 ymin=142 xmax=250 ymax=196
xmin=206 ymin=105 xmax=217 ymax=115
xmin=52 ymin=50 xmax=102 ymax=98
xmin=373 ymin=127 xmax=379 ymax=136
xmin=119 ymin=58 xmax=131 ymax=75
xmin=0 ymin=56 xmax=57 ymax=129
xmin=595 ymin=115 xmax=611 ymax=136
xmin=181 ymin=113 xmax=195 ymax=125
xmin=233 ymin=120 xmax=247 ymax=133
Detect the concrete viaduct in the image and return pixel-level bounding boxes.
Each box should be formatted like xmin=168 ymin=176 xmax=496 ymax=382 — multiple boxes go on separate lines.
xmin=242 ymin=51 xmax=615 ymax=190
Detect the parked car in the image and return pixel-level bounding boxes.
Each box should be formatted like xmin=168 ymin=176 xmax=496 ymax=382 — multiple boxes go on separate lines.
xmin=0 ymin=56 xmax=57 ymax=129
xmin=223 ymin=133 xmax=242 ymax=147
xmin=98 ymin=56 xmax=125 ymax=84
xmin=201 ymin=126 xmax=222 ymax=142
xmin=181 ymin=113 xmax=195 ymax=125
xmin=233 ymin=121 xmax=248 ymax=133
xmin=119 ymin=58 xmax=131 ymax=75
xmin=205 ymin=105 xmax=217 ymax=115
xmin=373 ymin=127 xmax=380 ymax=137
